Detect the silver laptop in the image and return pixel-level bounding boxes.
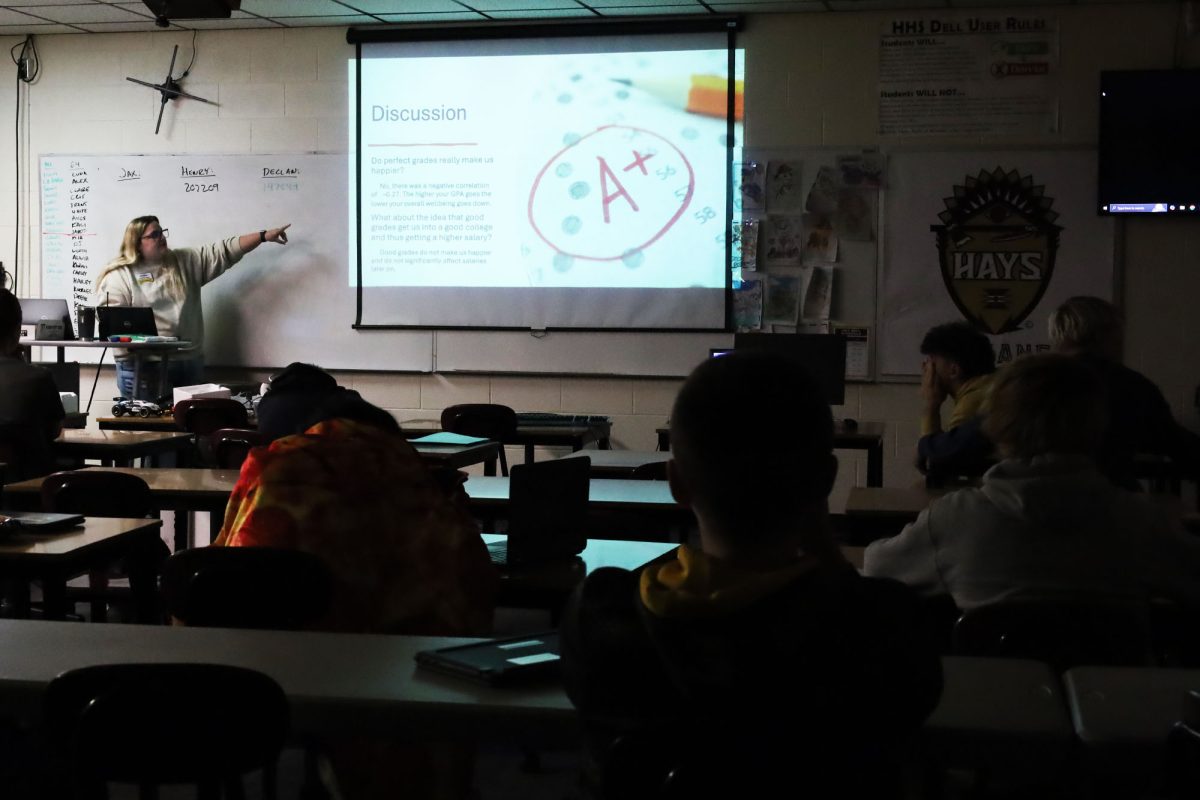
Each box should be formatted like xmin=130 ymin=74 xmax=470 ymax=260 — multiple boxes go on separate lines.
xmin=18 ymin=298 xmax=74 ymax=341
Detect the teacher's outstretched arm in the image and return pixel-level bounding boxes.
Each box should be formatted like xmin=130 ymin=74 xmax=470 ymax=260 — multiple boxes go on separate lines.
xmin=238 ymin=224 xmax=291 ymax=253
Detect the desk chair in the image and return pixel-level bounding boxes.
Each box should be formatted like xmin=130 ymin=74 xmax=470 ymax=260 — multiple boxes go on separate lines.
xmin=952 ymin=593 xmax=1157 ymax=673
xmin=212 ymin=427 xmax=269 ymax=471
xmin=441 ymin=403 xmax=516 ymax=476
xmin=160 ymin=546 xmax=333 ymax=630
xmin=45 ymin=662 xmax=288 ymax=800
xmin=174 ymin=398 xmax=250 ymax=466
xmin=629 ymin=461 xmax=668 ymax=481
xmin=40 ymin=470 xmax=166 ymax=623
xmin=1165 ymin=691 xmax=1200 ymax=799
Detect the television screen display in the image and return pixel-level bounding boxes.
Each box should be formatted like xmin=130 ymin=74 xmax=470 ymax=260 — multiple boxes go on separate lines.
xmin=733 ymin=333 xmax=846 ymax=406
xmin=1098 ymin=70 xmax=1200 ymax=216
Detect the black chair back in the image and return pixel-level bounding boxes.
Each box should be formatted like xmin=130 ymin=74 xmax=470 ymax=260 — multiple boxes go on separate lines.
xmin=440 ymin=403 xmax=516 ymax=476
xmin=160 ymin=546 xmax=333 ymax=631
xmin=212 ymin=427 xmax=269 ymax=470
xmin=45 ymin=662 xmax=288 ymax=800
xmin=953 ymin=592 xmax=1157 ymax=672
xmin=40 ymin=470 xmax=153 ymax=517
xmin=173 ymin=398 xmax=250 ymax=436
xmin=629 ymin=460 xmax=668 ymax=481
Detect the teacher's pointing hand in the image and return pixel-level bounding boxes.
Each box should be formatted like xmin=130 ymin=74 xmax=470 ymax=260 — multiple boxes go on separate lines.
xmin=266 ymin=224 xmax=290 ymax=244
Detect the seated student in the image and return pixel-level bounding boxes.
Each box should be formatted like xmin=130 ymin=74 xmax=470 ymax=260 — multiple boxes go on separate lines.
xmin=254 ymin=361 xmax=342 ymax=442
xmin=560 ymin=352 xmax=943 ymax=797
xmin=865 ymin=354 xmax=1200 ymax=611
xmin=0 ymin=290 xmax=65 ymax=480
xmin=1050 ymin=295 xmax=1200 ymax=490
xmin=214 ymin=390 xmax=496 ymax=636
xmin=917 ymin=321 xmax=998 ymax=480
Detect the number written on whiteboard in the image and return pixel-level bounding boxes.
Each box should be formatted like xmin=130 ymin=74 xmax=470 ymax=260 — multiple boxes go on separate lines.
xmin=184 ymin=183 xmax=219 ymax=193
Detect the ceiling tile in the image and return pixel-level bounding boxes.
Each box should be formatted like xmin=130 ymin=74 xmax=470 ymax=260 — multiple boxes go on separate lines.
xmin=242 ymin=0 xmax=357 ymax=15
xmin=710 ymin=1 xmax=824 ymax=9
xmin=271 ymin=14 xmax=379 ymax=25
xmin=16 ymin=3 xmax=150 ymax=22
xmin=343 ymin=0 xmax=466 ymax=11
xmin=586 ymin=0 xmax=706 ymax=6
xmin=594 ymin=4 xmax=709 ymax=13
xmin=75 ymin=19 xmax=180 ymax=30
xmin=112 ymin=2 xmax=156 ymax=16
xmin=178 ymin=16 xmax=284 ymax=28
xmin=0 ymin=6 xmax=62 ymax=23
xmin=485 ymin=9 xmax=597 ymax=17
xmin=6 ymin=0 xmax=97 ymax=6
xmin=826 ymin=0 xmax=943 ymax=9
xmin=465 ymin=0 xmax=587 ymax=8
xmin=374 ymin=11 xmax=490 ymax=21
xmin=0 ymin=21 xmax=79 ymax=33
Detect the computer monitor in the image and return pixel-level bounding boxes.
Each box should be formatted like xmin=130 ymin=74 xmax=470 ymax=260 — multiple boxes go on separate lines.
xmin=733 ymin=333 xmax=847 ymax=406
xmin=18 ymin=298 xmax=74 ymax=340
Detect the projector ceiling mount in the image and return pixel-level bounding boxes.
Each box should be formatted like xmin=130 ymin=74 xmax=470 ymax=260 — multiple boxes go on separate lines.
xmin=125 ymin=45 xmax=217 ymax=135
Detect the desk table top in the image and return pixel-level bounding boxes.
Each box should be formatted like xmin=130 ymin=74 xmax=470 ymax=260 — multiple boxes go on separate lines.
xmin=0 ymin=516 xmax=162 ymax=561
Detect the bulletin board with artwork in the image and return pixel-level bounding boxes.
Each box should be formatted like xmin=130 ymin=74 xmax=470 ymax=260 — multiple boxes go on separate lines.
xmin=732 ymin=148 xmax=881 ymax=379
xmin=879 ymin=149 xmax=1115 ymax=379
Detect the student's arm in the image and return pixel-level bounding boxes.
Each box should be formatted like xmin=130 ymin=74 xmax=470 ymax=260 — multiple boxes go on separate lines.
xmin=862 ymin=508 xmax=949 ymax=597
xmin=917 ymin=415 xmax=992 ymax=476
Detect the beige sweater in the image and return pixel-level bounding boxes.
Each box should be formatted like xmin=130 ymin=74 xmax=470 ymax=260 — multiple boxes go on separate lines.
xmin=96 ymin=236 xmax=245 ymax=361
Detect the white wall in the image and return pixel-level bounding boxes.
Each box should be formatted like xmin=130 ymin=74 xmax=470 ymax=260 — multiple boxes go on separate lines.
xmin=7 ymin=6 xmax=1199 ymax=506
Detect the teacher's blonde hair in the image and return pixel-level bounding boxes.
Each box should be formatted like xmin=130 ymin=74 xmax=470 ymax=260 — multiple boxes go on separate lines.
xmin=94 ymin=215 xmax=184 ymax=300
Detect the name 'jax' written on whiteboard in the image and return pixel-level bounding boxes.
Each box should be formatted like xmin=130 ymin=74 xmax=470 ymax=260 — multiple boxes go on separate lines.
xmin=39 ymin=153 xmax=433 ymax=371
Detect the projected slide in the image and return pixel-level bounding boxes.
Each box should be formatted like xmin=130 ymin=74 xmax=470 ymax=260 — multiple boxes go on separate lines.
xmin=353 ymin=30 xmax=741 ymax=330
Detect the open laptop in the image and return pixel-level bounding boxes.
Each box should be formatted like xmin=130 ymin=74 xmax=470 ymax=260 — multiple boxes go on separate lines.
xmin=18 ymin=298 xmax=74 ymax=342
xmin=488 ymin=456 xmax=590 ymax=566
xmin=97 ymin=306 xmax=158 ymax=339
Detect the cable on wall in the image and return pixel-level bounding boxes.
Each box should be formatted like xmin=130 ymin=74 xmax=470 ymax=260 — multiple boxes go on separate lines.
xmin=9 ymin=35 xmax=39 ymax=294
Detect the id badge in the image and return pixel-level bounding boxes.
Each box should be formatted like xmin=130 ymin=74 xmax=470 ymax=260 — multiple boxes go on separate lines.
xmin=135 ymin=271 xmax=154 ymax=285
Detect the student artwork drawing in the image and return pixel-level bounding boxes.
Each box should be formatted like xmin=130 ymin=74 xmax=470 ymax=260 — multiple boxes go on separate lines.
xmin=738 ymin=161 xmax=765 ymax=212
xmin=801 ymin=214 xmax=838 ymax=265
xmin=740 ymin=219 xmax=760 ymax=272
xmin=734 ymin=278 xmax=763 ymax=330
xmin=766 ymin=160 xmax=804 ymax=213
xmin=764 ymin=273 xmax=802 ymax=324
xmin=806 ymin=165 xmax=841 ymax=216
xmin=764 ymin=216 xmax=802 ymax=268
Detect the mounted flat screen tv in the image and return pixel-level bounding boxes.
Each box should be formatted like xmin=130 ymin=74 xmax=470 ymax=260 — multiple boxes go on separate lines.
xmin=1098 ymin=70 xmax=1200 ymax=216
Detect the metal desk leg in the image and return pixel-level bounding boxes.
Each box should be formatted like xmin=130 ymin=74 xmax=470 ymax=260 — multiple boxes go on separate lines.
xmin=867 ymin=441 xmax=884 ymax=488
xmin=132 ymin=356 xmax=142 ymax=400
xmin=524 ymin=444 xmax=536 ymax=464
xmin=173 ymin=510 xmax=189 ymax=553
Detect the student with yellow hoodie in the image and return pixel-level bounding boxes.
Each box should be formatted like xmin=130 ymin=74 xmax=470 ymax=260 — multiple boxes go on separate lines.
xmin=560 ymin=351 xmax=943 ymax=798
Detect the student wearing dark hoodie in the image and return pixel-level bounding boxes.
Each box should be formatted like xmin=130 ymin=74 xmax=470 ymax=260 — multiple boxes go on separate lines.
xmin=865 ymin=354 xmax=1200 ymax=611
xmin=560 ymin=351 xmax=943 ymax=798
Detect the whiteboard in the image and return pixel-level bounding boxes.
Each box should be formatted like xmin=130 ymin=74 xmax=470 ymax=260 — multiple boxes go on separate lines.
xmin=39 ymin=154 xmax=432 ymax=372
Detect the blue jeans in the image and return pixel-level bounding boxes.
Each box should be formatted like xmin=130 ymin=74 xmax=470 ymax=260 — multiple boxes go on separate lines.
xmin=116 ymin=357 xmax=205 ymax=401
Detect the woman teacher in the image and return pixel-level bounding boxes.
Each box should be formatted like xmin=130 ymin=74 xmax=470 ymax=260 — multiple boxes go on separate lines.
xmin=96 ymin=216 xmax=290 ymax=399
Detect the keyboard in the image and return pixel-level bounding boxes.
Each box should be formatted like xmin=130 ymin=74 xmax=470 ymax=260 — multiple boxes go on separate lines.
xmin=516 ymin=413 xmax=611 ymax=426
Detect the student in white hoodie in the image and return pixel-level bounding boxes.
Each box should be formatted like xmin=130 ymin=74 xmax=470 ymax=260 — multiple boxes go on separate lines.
xmin=864 ymin=353 xmax=1200 ymax=611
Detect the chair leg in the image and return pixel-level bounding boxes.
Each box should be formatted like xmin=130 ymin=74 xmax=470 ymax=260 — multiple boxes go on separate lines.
xmin=88 ymin=569 xmax=109 ymax=623
xmin=499 ymin=448 xmax=509 ymax=478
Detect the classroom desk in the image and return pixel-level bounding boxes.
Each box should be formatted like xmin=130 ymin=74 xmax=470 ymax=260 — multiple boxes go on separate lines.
xmin=483 ymin=533 xmax=675 ymax=611
xmin=1063 ymin=666 xmax=1200 ymax=781
xmin=464 ymin=475 xmax=681 ymax=514
xmin=0 ymin=517 xmax=163 ymax=621
xmin=555 ymin=449 xmax=668 ymax=478
xmin=405 ymin=421 xmax=613 ymax=466
xmin=25 ymin=339 xmax=192 ymax=400
xmin=54 ymin=429 xmax=196 ymax=467
xmin=0 ymin=620 xmax=1077 ymax=769
xmin=656 ymin=421 xmax=887 ymax=487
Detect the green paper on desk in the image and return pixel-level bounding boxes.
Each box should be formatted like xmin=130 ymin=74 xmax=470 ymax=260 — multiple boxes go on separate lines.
xmin=410 ymin=432 xmax=489 ymax=446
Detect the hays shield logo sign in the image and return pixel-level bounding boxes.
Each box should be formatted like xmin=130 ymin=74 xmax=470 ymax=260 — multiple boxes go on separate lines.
xmin=930 ymin=167 xmax=1061 ymax=334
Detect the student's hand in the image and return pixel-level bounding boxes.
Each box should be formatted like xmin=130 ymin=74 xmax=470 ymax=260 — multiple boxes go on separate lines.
xmin=920 ymin=358 xmax=947 ymax=412
xmin=265 ymin=224 xmax=290 ymax=244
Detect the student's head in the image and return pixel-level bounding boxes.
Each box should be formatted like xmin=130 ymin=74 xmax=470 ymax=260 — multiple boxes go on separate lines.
xmin=982 ymin=353 xmax=1108 ymax=459
xmin=668 ymin=351 xmax=837 ymax=558
xmin=920 ymin=321 xmax=996 ymax=392
xmin=0 ymin=289 xmax=21 ymax=352
xmin=1048 ymin=296 xmax=1124 ymax=361
xmin=256 ymin=363 xmax=346 ymax=440
xmin=303 ymin=391 xmax=401 ymax=436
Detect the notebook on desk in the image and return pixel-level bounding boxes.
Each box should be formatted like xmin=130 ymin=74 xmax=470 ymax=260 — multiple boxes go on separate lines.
xmin=415 ymin=632 xmax=561 ymax=686
xmin=0 ymin=511 xmax=85 ymax=532
xmin=487 ymin=456 xmax=590 ymax=567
